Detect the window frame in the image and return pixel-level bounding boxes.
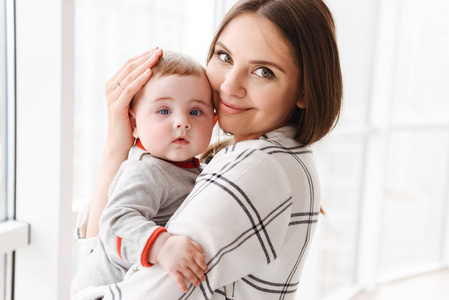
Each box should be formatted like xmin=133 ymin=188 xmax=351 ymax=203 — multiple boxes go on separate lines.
xmin=0 ymin=1 xmax=24 ymax=300
xmin=11 ymin=0 xmax=74 ymax=299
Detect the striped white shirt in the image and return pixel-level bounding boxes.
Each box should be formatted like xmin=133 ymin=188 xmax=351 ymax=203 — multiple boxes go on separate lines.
xmin=93 ymin=126 xmax=321 ymax=300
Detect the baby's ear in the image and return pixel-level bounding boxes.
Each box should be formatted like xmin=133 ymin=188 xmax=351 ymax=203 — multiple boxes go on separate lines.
xmin=129 ymin=110 xmax=139 ymax=139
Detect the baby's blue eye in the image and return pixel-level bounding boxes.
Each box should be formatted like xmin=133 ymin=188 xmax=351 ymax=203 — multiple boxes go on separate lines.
xmin=190 ymin=110 xmax=202 ymax=116
xmin=159 ymin=109 xmax=170 ymax=115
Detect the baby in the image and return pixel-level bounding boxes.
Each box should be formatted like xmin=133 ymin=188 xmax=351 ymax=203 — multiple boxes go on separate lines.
xmin=71 ymin=51 xmax=215 ymax=297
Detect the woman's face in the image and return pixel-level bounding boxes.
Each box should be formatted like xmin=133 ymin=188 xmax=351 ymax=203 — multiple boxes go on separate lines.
xmin=207 ymin=13 xmax=303 ymax=142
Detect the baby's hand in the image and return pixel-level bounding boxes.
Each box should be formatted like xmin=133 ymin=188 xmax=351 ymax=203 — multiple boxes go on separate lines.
xmin=153 ymin=234 xmax=208 ymax=292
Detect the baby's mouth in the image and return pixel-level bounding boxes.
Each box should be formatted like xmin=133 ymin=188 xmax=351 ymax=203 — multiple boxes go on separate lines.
xmin=173 ymin=137 xmax=189 ymax=145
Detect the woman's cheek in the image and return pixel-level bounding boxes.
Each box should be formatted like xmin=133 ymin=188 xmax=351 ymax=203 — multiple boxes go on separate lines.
xmin=206 ymin=63 xmax=221 ymax=91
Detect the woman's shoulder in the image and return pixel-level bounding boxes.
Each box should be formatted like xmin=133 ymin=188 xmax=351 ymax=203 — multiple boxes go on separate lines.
xmin=204 ymin=126 xmax=317 ymax=186
xmin=216 ymin=126 xmax=311 ymax=161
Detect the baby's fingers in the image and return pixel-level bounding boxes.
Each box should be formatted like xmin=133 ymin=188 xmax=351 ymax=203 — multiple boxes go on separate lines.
xmin=188 ymin=262 xmax=207 ymax=284
xmin=181 ymin=268 xmax=202 ymax=287
xmin=193 ymin=251 xmax=208 ymax=273
xmin=169 ymin=271 xmax=189 ymax=293
xmin=191 ymin=240 xmax=205 ymax=256
xmin=190 ymin=241 xmax=207 ymax=273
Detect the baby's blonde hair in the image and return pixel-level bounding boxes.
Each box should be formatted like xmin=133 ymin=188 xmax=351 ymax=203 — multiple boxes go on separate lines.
xmin=131 ymin=51 xmax=208 ymax=108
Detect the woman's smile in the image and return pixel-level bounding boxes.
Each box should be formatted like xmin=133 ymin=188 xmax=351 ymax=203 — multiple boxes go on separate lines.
xmin=218 ymin=97 xmax=251 ymax=115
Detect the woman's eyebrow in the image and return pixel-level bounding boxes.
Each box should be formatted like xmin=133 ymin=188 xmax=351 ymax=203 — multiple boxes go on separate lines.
xmin=215 ymin=41 xmax=232 ymax=54
xmin=215 ymin=41 xmax=286 ymax=74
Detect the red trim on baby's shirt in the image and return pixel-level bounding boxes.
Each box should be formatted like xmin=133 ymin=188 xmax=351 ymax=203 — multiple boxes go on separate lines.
xmin=170 ymin=159 xmax=200 ymax=169
xmin=117 ymin=237 xmax=123 ymax=260
xmin=136 ymin=138 xmax=147 ymax=151
xmin=135 ymin=139 xmax=200 ymax=168
xmin=141 ymin=226 xmax=167 ymax=267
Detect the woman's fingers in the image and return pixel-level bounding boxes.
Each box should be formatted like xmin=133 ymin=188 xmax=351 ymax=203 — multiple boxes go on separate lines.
xmin=105 ymin=46 xmax=158 ymax=88
xmin=119 ymin=52 xmax=161 ymax=92
xmin=105 ymin=47 xmax=162 ymax=96
xmin=115 ymin=68 xmax=152 ymax=109
xmin=106 ymin=49 xmax=163 ymax=110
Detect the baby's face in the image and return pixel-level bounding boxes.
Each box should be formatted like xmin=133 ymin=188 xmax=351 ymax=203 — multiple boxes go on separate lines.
xmin=132 ymin=74 xmax=215 ymax=162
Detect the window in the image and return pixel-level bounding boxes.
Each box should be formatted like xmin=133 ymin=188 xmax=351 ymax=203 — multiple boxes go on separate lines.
xmin=1 ymin=0 xmax=7 ymax=225
xmin=299 ymin=0 xmax=449 ymax=299
xmin=0 ymin=0 xmax=18 ymax=299
xmin=0 ymin=0 xmax=8 ymax=294
xmin=377 ymin=0 xmax=449 ymax=280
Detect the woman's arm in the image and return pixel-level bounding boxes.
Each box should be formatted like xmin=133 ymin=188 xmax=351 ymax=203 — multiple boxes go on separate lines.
xmin=85 ymin=48 xmax=163 ymax=238
xmin=102 ymin=148 xmax=294 ymax=299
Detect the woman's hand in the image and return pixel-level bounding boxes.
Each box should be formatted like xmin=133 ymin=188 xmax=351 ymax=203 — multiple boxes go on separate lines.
xmin=86 ymin=48 xmax=163 ymax=238
xmin=104 ymin=47 xmax=163 ymax=156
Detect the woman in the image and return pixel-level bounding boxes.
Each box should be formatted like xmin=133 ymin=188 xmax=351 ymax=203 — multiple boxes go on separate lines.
xmin=81 ymin=0 xmax=342 ymax=299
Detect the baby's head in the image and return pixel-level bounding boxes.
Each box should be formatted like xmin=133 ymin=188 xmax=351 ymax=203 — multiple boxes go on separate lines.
xmin=130 ymin=51 xmax=215 ymax=162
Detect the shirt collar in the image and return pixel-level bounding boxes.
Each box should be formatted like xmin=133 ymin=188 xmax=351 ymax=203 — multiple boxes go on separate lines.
xmin=135 ymin=139 xmax=199 ymax=169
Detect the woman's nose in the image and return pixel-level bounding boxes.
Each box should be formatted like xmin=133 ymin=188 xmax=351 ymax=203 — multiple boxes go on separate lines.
xmin=220 ymin=68 xmax=246 ymax=98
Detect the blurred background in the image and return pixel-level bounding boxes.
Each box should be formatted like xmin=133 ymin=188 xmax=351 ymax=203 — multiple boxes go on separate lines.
xmin=1 ymin=0 xmax=449 ymax=299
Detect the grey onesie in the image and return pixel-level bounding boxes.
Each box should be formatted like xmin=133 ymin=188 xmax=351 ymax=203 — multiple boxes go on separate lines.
xmin=71 ymin=145 xmax=201 ymax=296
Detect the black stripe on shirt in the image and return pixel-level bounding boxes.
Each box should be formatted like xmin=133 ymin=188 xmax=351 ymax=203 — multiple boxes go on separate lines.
xmin=206 ymin=197 xmax=292 ymax=273
xmin=241 ymin=277 xmax=298 ymax=294
xmin=260 ymin=144 xmax=307 ymax=151
xmin=289 ymin=212 xmax=319 ymax=226
xmin=213 ymin=289 xmax=229 ymax=299
xmin=262 ymin=139 xmax=315 ymax=299
xmin=267 ymin=149 xmax=312 ymax=155
xmin=178 ymin=285 xmax=196 ymax=300
xmin=247 ymin=274 xmax=299 ymax=288
xmin=193 ymin=148 xmax=280 ymax=263
xmin=218 ymin=175 xmax=278 ymax=261
xmin=169 ymin=149 xmax=257 ymax=224
xmin=108 ymin=285 xmax=115 ymax=300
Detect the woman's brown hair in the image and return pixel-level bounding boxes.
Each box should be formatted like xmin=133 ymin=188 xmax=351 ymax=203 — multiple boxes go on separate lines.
xmin=207 ymin=0 xmax=342 ymax=145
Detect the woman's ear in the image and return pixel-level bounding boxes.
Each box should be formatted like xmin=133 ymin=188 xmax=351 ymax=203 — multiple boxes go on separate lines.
xmin=296 ymin=94 xmax=306 ymax=109
xmin=129 ymin=110 xmax=139 ymax=139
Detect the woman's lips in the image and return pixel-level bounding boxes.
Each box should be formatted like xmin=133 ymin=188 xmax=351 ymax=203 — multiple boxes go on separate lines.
xmin=219 ymin=99 xmax=250 ymax=115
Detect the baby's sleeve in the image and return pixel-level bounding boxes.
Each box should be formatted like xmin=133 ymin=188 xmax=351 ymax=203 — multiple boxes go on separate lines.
xmin=99 ymin=160 xmax=168 ymax=267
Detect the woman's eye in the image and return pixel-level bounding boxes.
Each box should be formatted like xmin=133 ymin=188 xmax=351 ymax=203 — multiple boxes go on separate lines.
xmin=158 ymin=109 xmax=171 ymax=115
xmin=190 ymin=109 xmax=202 ymax=116
xmin=217 ymin=51 xmax=233 ymax=63
xmin=254 ymin=67 xmax=274 ymax=79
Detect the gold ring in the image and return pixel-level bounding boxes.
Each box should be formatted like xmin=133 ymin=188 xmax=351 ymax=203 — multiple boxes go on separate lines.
xmin=116 ymin=81 xmax=125 ymax=91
